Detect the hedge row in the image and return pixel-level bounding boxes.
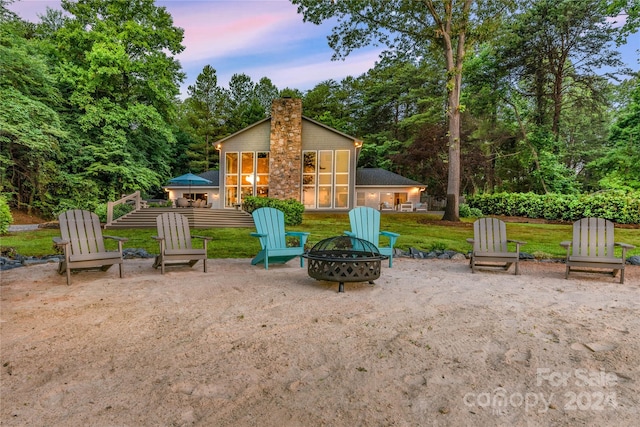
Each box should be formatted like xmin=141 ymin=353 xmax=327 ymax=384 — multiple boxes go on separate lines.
xmin=242 ymin=196 xmax=305 ymax=226
xmin=467 ymin=191 xmax=640 ymax=224
xmin=0 ymin=195 xmax=13 ymax=235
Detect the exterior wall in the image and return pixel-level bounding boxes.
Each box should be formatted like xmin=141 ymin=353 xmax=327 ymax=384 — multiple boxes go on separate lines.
xmin=301 ymin=120 xmax=358 ymax=210
xmin=215 ymin=98 xmax=360 ymax=210
xmin=355 ymin=186 xmax=423 ymax=210
xmin=219 ymin=121 xmax=270 ymax=152
xmin=269 ymin=98 xmax=303 ymax=201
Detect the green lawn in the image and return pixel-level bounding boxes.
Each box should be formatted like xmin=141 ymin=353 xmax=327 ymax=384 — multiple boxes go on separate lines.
xmin=3 ymin=213 xmax=640 ymax=259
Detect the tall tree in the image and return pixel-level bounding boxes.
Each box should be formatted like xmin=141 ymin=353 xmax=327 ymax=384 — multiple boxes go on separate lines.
xmin=51 ymin=0 xmax=185 ymax=199
xmin=183 ymin=65 xmax=227 ymax=172
xmin=291 ymin=0 xmax=507 ymax=221
xmin=501 ymin=0 xmax=625 ymax=136
xmin=0 ymin=14 xmax=66 ymax=215
xmin=589 ymin=76 xmax=640 ymax=191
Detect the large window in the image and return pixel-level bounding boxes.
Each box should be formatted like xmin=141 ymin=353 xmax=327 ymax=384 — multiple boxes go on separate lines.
xmin=225 ymin=152 xmax=238 ymax=207
xmin=302 ymin=150 xmax=350 ymax=209
xmin=226 ymin=151 xmax=269 ymax=207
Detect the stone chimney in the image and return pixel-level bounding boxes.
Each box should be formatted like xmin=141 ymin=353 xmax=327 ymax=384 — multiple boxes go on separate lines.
xmin=269 ymin=98 xmax=303 ymax=201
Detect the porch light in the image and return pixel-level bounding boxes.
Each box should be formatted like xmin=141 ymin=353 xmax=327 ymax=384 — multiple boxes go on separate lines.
xmin=354 ymin=140 xmax=363 ymax=148
xmin=215 ymin=143 xmax=222 ymax=150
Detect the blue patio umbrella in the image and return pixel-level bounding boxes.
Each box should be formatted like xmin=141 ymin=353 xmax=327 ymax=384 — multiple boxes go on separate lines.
xmin=169 ymin=173 xmax=212 ymax=199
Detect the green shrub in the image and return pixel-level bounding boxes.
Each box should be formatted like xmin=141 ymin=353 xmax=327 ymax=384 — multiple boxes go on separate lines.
xmin=467 ymin=191 xmax=640 ymax=224
xmin=459 ymin=204 xmax=482 ymax=218
xmin=0 ymin=196 xmax=13 ymax=235
xmin=242 ymin=196 xmax=305 ymax=225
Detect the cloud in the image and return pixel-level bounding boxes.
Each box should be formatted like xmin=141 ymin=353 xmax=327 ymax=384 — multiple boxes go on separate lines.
xmin=168 ymin=1 xmax=314 ymax=64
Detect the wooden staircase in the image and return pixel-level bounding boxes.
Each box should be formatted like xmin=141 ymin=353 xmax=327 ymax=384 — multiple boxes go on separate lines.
xmin=104 ymin=208 xmax=255 ymax=229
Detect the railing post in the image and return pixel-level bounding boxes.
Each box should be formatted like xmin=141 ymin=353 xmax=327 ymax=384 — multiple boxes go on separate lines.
xmin=135 ymin=190 xmax=141 ymax=210
xmin=106 ymin=201 xmax=114 ymax=227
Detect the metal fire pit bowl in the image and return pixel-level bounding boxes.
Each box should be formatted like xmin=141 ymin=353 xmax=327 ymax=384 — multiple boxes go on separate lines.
xmin=302 ymin=236 xmax=388 ymax=292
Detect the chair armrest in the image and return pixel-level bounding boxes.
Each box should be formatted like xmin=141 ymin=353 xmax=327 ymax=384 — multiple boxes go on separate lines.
xmin=151 ymin=236 xmax=164 ymax=241
xmin=615 ymin=242 xmax=636 ymax=250
xmin=508 ymin=239 xmax=527 ymax=245
xmin=53 ymin=237 xmax=69 ymax=246
xmin=616 ymin=242 xmax=635 ymax=259
xmin=251 ymin=232 xmax=267 ymax=238
xmin=286 ymin=232 xmax=309 ymax=237
xmin=380 ymin=231 xmax=400 ymax=238
xmin=286 ymin=231 xmax=309 ymax=247
xmin=560 ymin=241 xmax=572 ymax=259
xmin=380 ymin=231 xmax=400 ymax=247
xmin=344 ymin=231 xmax=356 ymax=237
xmin=104 ymin=235 xmax=127 ymax=252
xmin=104 ymin=235 xmax=129 ymax=242
xmin=466 ymin=238 xmax=475 ymax=245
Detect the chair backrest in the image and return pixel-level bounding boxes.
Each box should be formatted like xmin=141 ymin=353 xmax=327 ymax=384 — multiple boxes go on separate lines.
xmin=252 ymin=207 xmax=286 ymax=249
xmin=176 ymin=197 xmax=189 ymax=208
xmin=59 ymin=209 xmax=106 ymax=257
xmin=349 ymin=207 xmax=381 ymax=247
xmin=156 ymin=212 xmax=193 ymax=251
xmin=571 ymin=217 xmax=615 ymax=258
xmin=472 ymin=217 xmax=508 ymax=253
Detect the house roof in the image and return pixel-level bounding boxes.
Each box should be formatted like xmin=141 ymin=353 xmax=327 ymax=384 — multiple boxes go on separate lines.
xmin=212 ymin=116 xmax=362 ymax=147
xmin=196 ymin=170 xmax=220 ymax=186
xmin=356 ymin=168 xmax=425 ymax=187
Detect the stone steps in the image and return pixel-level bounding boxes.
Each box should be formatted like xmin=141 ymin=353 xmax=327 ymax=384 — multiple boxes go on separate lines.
xmin=105 ymin=208 xmax=255 ymax=229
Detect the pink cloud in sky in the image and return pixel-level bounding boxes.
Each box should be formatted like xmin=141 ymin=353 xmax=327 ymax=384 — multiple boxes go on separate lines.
xmin=173 ymin=7 xmax=301 ymax=64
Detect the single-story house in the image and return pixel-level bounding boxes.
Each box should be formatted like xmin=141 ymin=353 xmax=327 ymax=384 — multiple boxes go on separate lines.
xmin=163 ymin=98 xmax=425 ymax=211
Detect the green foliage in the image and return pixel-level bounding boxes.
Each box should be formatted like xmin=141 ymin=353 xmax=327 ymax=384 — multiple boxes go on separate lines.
xmin=242 ymin=196 xmax=305 ymax=226
xmin=0 ymin=20 xmax=66 ymax=215
xmin=49 ymin=0 xmax=185 ymax=200
xmin=588 ymin=76 xmax=640 ymax=191
xmin=458 ymin=204 xmax=482 ymax=218
xmin=0 ymin=195 xmax=13 ymax=235
xmin=93 ymin=203 xmax=134 ymax=223
xmin=467 ymin=191 xmax=640 ymax=224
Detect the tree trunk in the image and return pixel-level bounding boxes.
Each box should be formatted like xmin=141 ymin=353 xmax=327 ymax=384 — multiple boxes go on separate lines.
xmin=439 ymin=0 xmax=470 ymax=222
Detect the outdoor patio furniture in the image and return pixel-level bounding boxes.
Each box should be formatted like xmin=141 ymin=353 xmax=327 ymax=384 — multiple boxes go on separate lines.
xmin=414 ymin=202 xmax=428 ymax=212
xmin=345 ymin=206 xmax=400 ymax=267
xmin=400 ymin=202 xmax=413 ymax=212
xmin=467 ymin=217 xmax=525 ymax=275
xmin=152 ymin=212 xmax=211 ymax=274
xmin=176 ymin=197 xmax=189 ymax=208
xmin=53 ymin=209 xmax=128 ymax=285
xmin=250 ymin=207 xmax=309 ymax=270
xmin=560 ymin=217 xmax=635 ymax=284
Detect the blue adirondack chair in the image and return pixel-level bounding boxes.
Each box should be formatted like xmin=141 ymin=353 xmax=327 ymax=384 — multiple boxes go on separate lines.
xmin=345 ymin=206 xmax=400 ymax=267
xmin=250 ymin=207 xmax=310 ymax=270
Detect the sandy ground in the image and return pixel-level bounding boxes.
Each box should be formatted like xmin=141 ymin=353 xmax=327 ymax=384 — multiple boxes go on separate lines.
xmin=1 ymin=258 xmax=639 ymax=426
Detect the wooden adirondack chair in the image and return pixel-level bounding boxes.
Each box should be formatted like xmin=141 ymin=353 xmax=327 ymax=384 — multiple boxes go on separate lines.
xmin=467 ymin=218 xmax=526 ymax=275
xmin=560 ymin=217 xmax=635 ymax=284
xmin=53 ymin=209 xmax=128 ymax=285
xmin=250 ymin=207 xmax=309 ymax=270
xmin=345 ymin=206 xmax=400 ymax=267
xmin=152 ymin=212 xmax=212 ymax=274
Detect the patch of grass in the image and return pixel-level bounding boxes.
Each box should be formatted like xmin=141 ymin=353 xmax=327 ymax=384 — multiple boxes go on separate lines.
xmin=2 ymin=212 xmax=639 ymax=259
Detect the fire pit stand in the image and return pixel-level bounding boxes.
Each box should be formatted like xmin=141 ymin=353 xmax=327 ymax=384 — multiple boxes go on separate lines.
xmin=302 ymin=236 xmax=388 ymax=292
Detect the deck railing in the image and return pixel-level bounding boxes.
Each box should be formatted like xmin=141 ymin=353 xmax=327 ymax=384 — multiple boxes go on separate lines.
xmin=106 ymin=191 xmax=147 ymax=227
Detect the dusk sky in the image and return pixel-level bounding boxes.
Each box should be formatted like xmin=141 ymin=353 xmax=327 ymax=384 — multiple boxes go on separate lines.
xmin=8 ymin=0 xmax=639 ymax=98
